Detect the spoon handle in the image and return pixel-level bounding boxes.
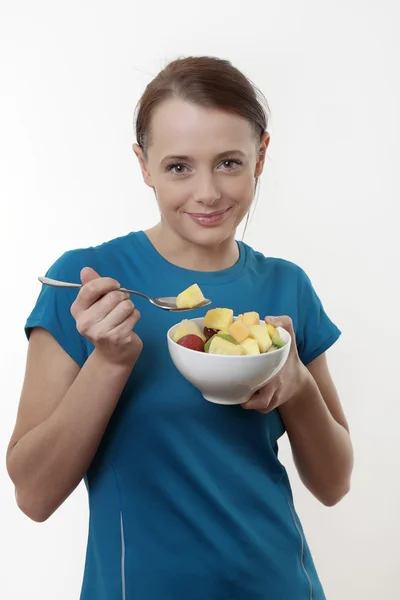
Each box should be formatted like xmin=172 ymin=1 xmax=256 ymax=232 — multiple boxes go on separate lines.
xmin=39 ymin=277 xmax=82 ymax=289
xmin=38 ymin=276 xmax=147 ymax=298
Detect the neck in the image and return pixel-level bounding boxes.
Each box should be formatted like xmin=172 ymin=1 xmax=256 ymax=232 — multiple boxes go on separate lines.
xmin=144 ymin=222 xmax=240 ymax=272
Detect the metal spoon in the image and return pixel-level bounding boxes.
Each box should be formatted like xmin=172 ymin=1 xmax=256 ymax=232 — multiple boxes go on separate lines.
xmin=38 ymin=276 xmax=211 ymax=312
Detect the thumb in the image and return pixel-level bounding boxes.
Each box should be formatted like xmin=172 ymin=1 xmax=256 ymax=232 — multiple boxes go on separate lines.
xmin=80 ymin=267 xmax=101 ymax=285
xmin=265 ymin=315 xmax=297 ymax=351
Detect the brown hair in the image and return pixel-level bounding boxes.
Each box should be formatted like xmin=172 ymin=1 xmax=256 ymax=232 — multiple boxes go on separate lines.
xmin=135 ymin=56 xmax=270 ymax=152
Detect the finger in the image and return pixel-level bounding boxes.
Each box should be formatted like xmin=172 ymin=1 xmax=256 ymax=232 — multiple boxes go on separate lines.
xmin=92 ymin=299 xmax=136 ymax=335
xmin=79 ymin=290 xmax=130 ymax=324
xmin=244 ymin=393 xmax=279 ymax=414
xmin=242 ymin=385 xmax=275 ymax=411
xmin=80 ymin=267 xmax=101 ymax=285
xmin=105 ymin=308 xmax=141 ymax=342
xmin=76 ymin=294 xmax=132 ymax=337
xmin=74 ymin=276 xmax=122 ymax=313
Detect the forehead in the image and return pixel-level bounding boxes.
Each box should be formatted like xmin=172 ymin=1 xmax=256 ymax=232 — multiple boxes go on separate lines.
xmin=147 ymin=98 xmax=256 ymax=158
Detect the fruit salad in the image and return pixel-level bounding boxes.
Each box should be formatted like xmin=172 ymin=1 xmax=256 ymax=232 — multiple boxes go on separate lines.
xmin=171 ymin=308 xmax=286 ymax=355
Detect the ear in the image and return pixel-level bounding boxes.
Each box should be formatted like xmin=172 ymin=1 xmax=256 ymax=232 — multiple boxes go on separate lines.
xmin=133 ymin=143 xmax=154 ymax=188
xmin=255 ymin=132 xmax=270 ymax=178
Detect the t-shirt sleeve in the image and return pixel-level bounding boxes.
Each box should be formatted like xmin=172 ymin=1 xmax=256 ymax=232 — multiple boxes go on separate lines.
xmin=25 ymin=249 xmax=93 ymax=368
xmin=296 ymin=267 xmax=341 ymax=365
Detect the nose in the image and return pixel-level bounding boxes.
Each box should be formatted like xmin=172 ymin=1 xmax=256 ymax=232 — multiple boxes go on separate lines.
xmin=192 ymin=171 xmax=222 ymax=206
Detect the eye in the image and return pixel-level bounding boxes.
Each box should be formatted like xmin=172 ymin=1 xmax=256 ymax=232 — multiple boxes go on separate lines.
xmin=165 ymin=163 xmax=189 ymax=176
xmin=219 ymin=158 xmax=243 ymax=171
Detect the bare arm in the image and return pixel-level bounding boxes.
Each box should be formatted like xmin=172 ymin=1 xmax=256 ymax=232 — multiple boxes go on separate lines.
xmin=242 ymin=316 xmax=353 ymax=506
xmin=7 ymin=329 xmax=133 ymax=521
xmin=279 ymin=353 xmax=354 ymax=506
xmin=7 ymin=268 xmax=142 ymax=522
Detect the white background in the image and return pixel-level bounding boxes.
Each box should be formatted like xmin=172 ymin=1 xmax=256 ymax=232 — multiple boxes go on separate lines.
xmin=1 ymin=1 xmax=399 ymax=598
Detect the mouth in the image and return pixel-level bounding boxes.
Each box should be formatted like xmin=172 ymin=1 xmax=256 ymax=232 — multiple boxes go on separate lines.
xmin=185 ymin=207 xmax=232 ymax=227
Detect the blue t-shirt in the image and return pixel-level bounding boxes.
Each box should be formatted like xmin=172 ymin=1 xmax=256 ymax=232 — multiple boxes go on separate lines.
xmin=26 ymin=231 xmax=341 ymax=600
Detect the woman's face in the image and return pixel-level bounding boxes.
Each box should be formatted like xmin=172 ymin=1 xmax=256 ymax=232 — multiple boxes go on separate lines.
xmin=134 ymin=98 xmax=269 ymax=248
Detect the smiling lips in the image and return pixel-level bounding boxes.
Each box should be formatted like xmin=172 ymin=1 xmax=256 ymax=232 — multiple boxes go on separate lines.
xmin=186 ymin=207 xmax=232 ymax=227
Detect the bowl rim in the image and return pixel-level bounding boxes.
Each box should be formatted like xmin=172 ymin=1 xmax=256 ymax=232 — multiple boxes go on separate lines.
xmin=166 ymin=317 xmax=291 ymax=359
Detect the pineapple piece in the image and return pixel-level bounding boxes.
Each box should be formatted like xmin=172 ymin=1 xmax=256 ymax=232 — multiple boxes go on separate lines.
xmin=208 ymin=336 xmax=244 ymax=356
xmin=204 ymin=333 xmax=237 ymax=353
xmin=240 ymin=337 xmax=260 ymax=355
xmin=176 ymin=283 xmax=205 ymax=309
xmin=172 ymin=319 xmax=206 ymax=343
xmin=240 ymin=312 xmax=260 ymax=327
xmin=228 ymin=319 xmax=250 ymax=344
xmin=267 ymin=345 xmax=279 ymax=352
xmin=266 ymin=323 xmax=285 ymax=348
xmin=204 ymin=308 xmax=233 ymax=331
xmin=249 ymin=324 xmax=272 ymax=353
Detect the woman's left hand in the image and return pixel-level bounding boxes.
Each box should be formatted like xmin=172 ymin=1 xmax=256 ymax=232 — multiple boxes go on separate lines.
xmin=241 ymin=316 xmax=309 ymax=414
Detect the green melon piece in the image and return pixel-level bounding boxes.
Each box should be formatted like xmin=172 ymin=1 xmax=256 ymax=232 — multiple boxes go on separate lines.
xmin=267 ymin=344 xmax=279 ymax=353
xmin=204 ymin=334 xmax=216 ymax=353
xmin=204 ymin=332 xmax=238 ymax=353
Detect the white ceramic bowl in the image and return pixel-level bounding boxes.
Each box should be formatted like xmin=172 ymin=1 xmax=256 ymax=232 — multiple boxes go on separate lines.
xmin=167 ymin=317 xmax=291 ymax=405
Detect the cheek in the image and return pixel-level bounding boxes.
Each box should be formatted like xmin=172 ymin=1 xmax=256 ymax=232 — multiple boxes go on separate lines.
xmin=154 ymin=180 xmax=187 ymax=210
xmin=224 ymin=172 xmax=255 ymax=202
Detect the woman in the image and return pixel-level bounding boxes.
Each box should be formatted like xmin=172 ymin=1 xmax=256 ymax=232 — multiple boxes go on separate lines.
xmin=7 ymin=56 xmax=353 ymax=599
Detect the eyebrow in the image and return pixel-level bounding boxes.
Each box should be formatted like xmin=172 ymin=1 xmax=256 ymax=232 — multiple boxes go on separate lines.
xmin=161 ymin=149 xmax=247 ymax=164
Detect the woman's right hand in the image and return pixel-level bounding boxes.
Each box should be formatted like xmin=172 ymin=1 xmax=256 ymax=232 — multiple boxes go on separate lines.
xmin=71 ymin=267 xmax=143 ymax=368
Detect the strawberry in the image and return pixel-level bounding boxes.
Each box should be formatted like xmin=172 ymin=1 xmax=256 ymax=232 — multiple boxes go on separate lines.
xmin=176 ymin=334 xmax=205 ymax=352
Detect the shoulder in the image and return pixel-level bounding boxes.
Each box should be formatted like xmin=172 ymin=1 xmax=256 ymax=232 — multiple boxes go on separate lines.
xmin=241 ymin=244 xmax=319 ymax=305
xmin=243 ymin=242 xmax=305 ymax=281
xmin=46 ymin=232 xmax=136 ymax=279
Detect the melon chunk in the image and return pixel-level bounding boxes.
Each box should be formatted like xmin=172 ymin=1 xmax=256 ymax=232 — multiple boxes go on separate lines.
xmin=228 ymin=319 xmax=250 ymax=344
xmin=176 ymin=283 xmax=205 ymax=309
